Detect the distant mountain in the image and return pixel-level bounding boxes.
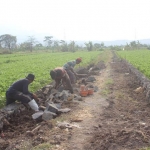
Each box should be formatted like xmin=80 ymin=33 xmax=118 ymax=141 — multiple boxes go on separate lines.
xmin=8 ymin=34 xmax=150 ymax=46
xmin=75 ymin=39 xmax=150 ymax=46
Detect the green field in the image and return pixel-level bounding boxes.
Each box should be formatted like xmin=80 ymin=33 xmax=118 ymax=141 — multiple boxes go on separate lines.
xmin=117 ymin=50 xmax=150 ymax=78
xmin=0 ymin=51 xmax=101 ymax=106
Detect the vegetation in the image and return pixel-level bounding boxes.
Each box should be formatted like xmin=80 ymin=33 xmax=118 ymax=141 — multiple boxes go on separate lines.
xmin=0 ymin=51 xmax=102 ymax=107
xmin=117 ymin=50 xmax=150 ymax=78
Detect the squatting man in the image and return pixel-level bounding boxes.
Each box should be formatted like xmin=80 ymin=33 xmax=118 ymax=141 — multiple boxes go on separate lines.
xmin=6 ymin=74 xmax=39 ymax=111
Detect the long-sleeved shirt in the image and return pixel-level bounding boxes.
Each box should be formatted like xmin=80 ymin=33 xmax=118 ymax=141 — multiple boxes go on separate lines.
xmin=7 ymin=78 xmax=33 ymax=96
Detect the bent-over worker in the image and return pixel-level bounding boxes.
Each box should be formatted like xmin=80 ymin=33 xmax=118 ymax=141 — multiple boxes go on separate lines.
xmin=50 ymin=67 xmax=73 ymax=93
xmin=63 ymin=58 xmax=82 ymax=84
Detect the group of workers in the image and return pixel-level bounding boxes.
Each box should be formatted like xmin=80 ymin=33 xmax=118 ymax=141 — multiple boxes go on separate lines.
xmin=5 ymin=58 xmax=82 ymax=112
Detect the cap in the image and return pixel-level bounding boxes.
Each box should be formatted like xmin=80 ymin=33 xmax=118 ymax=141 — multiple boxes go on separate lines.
xmin=26 ymin=74 xmax=35 ymax=81
xmin=76 ymin=58 xmax=82 ymax=62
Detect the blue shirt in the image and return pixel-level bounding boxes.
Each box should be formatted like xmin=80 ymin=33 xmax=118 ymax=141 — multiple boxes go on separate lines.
xmin=63 ymin=60 xmax=76 ymax=70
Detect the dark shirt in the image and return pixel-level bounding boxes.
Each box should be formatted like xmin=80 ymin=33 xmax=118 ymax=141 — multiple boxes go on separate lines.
xmin=7 ymin=78 xmax=32 ymax=96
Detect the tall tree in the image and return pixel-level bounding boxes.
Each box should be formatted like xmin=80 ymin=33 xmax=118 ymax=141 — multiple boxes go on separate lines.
xmin=44 ymin=36 xmax=53 ymax=48
xmin=94 ymin=43 xmax=101 ymax=50
xmin=84 ymin=41 xmax=93 ymax=51
xmin=53 ymin=40 xmax=59 ymax=51
xmin=59 ymin=40 xmax=68 ymax=52
xmin=27 ymin=36 xmax=37 ymax=52
xmin=68 ymin=41 xmax=76 ymax=52
xmin=0 ymin=34 xmax=17 ymax=50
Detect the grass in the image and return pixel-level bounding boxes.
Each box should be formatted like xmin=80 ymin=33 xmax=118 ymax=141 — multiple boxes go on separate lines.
xmin=140 ymin=148 xmax=150 ymax=150
xmin=32 ymin=143 xmax=53 ymax=150
xmin=105 ymin=78 xmax=113 ymax=85
xmin=100 ymin=78 xmax=114 ymax=96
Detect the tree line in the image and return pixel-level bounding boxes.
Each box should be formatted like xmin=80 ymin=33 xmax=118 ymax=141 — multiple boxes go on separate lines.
xmin=0 ymin=34 xmax=105 ymax=52
xmin=0 ymin=34 xmax=149 ymax=53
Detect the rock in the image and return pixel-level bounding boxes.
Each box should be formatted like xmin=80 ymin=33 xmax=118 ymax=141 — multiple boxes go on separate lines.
xmin=74 ymin=95 xmax=82 ymax=101
xmin=134 ymin=87 xmax=144 ymax=93
xmin=55 ymin=92 xmax=61 ymax=98
xmin=58 ymin=108 xmax=71 ymax=113
xmin=43 ymin=88 xmax=50 ymax=94
xmin=67 ymin=94 xmax=74 ymax=101
xmin=125 ymin=73 xmax=129 ymax=76
xmin=42 ymin=110 xmax=57 ymax=121
xmin=0 ymin=121 xmax=3 ymax=130
xmin=3 ymin=102 xmax=22 ymax=111
xmin=57 ymin=85 xmax=65 ymax=92
xmin=26 ymin=131 xmax=34 ymax=136
xmin=59 ymin=90 xmax=70 ymax=100
xmin=45 ymin=85 xmax=53 ymax=88
xmin=146 ymin=90 xmax=150 ymax=102
xmin=86 ymin=76 xmax=96 ymax=82
xmin=39 ymin=106 xmax=46 ymax=111
xmin=57 ymin=121 xmax=73 ymax=129
xmin=54 ymin=103 xmax=62 ymax=109
xmin=50 ymin=89 xmax=58 ymax=94
xmin=94 ymin=86 xmax=99 ymax=92
xmin=46 ymin=103 xmax=59 ymax=114
xmin=32 ymin=111 xmax=44 ymax=119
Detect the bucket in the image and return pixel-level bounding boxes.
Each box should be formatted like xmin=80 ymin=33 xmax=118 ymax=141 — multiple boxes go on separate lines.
xmin=80 ymin=90 xmax=88 ymax=97
xmin=88 ymin=89 xmax=94 ymax=95
xmin=80 ymin=85 xmax=85 ymax=91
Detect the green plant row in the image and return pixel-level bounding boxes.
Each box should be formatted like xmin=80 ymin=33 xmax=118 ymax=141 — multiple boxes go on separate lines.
xmin=117 ymin=50 xmax=150 ymax=78
xmin=0 ymin=51 xmax=102 ymax=107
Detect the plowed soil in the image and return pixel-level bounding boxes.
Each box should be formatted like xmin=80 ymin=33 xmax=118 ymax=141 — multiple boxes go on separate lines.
xmin=1 ymin=53 xmax=150 ymax=150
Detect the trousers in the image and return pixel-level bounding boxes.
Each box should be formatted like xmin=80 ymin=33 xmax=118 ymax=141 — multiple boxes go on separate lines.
xmin=6 ymin=89 xmax=32 ymax=106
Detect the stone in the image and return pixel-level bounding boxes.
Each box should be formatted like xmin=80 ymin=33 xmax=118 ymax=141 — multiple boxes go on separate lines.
xmin=94 ymin=86 xmax=99 ymax=92
xmin=45 ymin=85 xmax=53 ymax=88
xmin=3 ymin=102 xmax=22 ymax=111
xmin=57 ymin=85 xmax=65 ymax=92
xmin=43 ymin=88 xmax=50 ymax=94
xmin=46 ymin=103 xmax=59 ymax=114
xmin=134 ymin=87 xmax=144 ymax=93
xmin=86 ymin=76 xmax=96 ymax=82
xmin=58 ymin=108 xmax=71 ymax=113
xmin=50 ymin=89 xmax=58 ymax=94
xmin=74 ymin=95 xmax=82 ymax=101
xmin=54 ymin=103 xmax=62 ymax=109
xmin=59 ymin=90 xmax=70 ymax=100
xmin=42 ymin=110 xmax=57 ymax=121
xmin=67 ymin=94 xmax=74 ymax=101
xmin=32 ymin=111 xmax=44 ymax=119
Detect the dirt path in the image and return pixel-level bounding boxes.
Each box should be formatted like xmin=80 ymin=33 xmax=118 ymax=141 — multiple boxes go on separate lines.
xmin=1 ymin=51 xmax=150 ymax=150
xmin=55 ymin=66 xmax=110 ymax=150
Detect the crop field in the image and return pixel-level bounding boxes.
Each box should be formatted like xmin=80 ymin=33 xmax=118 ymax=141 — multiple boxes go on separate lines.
xmin=117 ymin=50 xmax=150 ymax=78
xmin=0 ymin=51 xmax=101 ymax=106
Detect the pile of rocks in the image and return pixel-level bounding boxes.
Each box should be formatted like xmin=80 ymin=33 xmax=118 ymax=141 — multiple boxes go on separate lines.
xmin=0 ymin=64 xmax=103 ymax=129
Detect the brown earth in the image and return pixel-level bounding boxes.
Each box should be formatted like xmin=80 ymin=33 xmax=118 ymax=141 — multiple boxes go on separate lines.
xmin=1 ymin=52 xmax=150 ymax=150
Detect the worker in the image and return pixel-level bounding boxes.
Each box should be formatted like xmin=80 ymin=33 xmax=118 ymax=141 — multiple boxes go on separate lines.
xmin=50 ymin=67 xmax=73 ymax=93
xmin=6 ymin=74 xmax=39 ymax=112
xmin=63 ymin=58 xmax=82 ymax=84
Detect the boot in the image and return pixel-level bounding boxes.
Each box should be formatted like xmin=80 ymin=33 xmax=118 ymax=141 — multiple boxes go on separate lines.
xmin=28 ymin=99 xmax=39 ymax=112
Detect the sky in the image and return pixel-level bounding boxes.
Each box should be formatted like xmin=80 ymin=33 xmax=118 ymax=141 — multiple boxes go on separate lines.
xmin=0 ymin=0 xmax=150 ymax=43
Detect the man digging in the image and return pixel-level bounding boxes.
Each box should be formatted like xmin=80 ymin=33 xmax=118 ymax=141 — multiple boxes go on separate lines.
xmin=50 ymin=67 xmax=73 ymax=94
